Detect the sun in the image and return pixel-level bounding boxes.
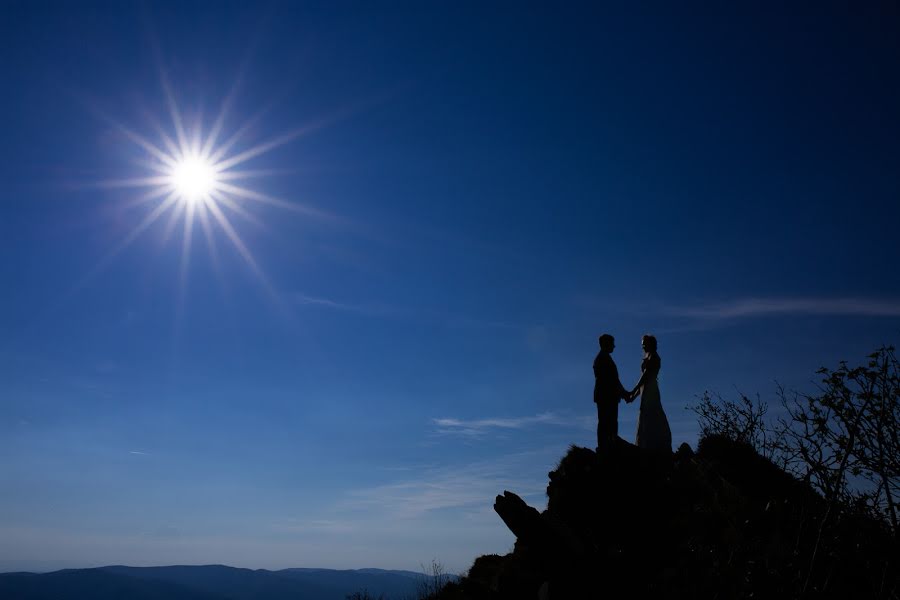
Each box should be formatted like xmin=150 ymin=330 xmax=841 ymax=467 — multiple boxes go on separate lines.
xmin=79 ymin=72 xmax=341 ymax=311
xmin=169 ymin=154 xmax=218 ymax=204
xmin=76 ymin=65 xmax=341 ymax=310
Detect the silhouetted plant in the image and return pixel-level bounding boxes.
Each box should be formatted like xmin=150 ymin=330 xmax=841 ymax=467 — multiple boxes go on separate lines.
xmin=689 ymin=391 xmax=773 ymax=458
xmin=414 ymin=560 xmax=450 ymax=600
xmin=688 ymin=347 xmax=900 ymax=598
xmin=692 ymin=346 xmax=899 ymax=535
xmin=346 ymin=589 xmax=385 ymax=600
xmin=773 ymin=346 xmax=899 ymax=533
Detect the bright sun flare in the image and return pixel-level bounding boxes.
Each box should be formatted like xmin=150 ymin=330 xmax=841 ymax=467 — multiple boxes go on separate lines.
xmin=169 ymin=155 xmax=217 ymax=203
xmin=86 ymin=75 xmax=333 ymax=306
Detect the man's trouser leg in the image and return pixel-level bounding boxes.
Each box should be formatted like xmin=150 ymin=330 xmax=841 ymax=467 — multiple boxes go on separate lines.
xmin=596 ymin=399 xmax=618 ymax=447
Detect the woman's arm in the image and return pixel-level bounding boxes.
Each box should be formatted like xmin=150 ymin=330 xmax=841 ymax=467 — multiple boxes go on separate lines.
xmin=630 ymin=371 xmax=648 ymax=399
xmin=629 ymin=355 xmax=657 ymax=398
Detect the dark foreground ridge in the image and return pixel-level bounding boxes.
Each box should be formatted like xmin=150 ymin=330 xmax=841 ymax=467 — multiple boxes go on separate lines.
xmin=434 ymin=436 xmax=899 ymax=600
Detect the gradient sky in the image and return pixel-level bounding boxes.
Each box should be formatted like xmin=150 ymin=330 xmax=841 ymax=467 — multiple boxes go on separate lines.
xmin=2 ymin=1 xmax=899 ymax=574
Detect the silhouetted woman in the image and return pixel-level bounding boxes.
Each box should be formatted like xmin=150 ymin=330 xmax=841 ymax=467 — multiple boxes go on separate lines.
xmin=629 ymin=335 xmax=672 ymax=452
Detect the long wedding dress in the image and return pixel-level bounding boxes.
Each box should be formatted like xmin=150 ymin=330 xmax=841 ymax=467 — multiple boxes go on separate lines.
xmin=635 ymin=352 xmax=672 ymax=452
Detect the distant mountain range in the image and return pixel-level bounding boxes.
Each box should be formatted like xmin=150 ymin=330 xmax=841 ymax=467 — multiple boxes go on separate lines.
xmin=0 ymin=564 xmax=425 ymax=599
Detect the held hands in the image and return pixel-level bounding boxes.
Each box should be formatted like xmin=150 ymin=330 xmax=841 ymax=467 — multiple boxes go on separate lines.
xmin=627 ymin=388 xmax=640 ymax=403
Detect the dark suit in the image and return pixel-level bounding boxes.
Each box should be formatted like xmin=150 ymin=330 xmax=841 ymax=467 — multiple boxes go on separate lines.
xmin=593 ymin=351 xmax=628 ymax=444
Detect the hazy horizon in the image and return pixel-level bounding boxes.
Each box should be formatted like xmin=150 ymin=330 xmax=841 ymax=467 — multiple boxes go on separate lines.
xmin=2 ymin=1 xmax=899 ymax=574
xmin=0 ymin=560 xmax=425 ymax=574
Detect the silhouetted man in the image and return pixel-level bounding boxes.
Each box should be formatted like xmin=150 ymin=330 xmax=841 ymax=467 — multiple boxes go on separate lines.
xmin=593 ymin=334 xmax=629 ymax=448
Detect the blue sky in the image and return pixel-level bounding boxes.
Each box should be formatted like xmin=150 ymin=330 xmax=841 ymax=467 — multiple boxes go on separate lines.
xmin=1 ymin=1 xmax=899 ymax=573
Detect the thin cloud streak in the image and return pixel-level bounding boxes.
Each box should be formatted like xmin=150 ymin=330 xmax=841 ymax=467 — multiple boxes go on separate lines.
xmin=666 ymin=297 xmax=900 ymax=320
xmin=291 ymin=292 xmax=518 ymax=330
xmin=293 ymin=292 xmax=374 ymax=313
xmin=341 ymin=450 xmax=555 ymax=519
xmin=433 ymin=412 xmax=593 ymax=436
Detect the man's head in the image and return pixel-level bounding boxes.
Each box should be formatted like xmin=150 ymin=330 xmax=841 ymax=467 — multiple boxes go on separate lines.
xmin=598 ymin=334 xmax=615 ymax=353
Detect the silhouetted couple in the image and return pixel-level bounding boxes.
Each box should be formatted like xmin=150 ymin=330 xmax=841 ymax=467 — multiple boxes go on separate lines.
xmin=593 ymin=333 xmax=671 ymax=452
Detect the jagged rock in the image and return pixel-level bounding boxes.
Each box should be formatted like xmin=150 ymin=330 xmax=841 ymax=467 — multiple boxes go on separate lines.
xmin=493 ymin=491 xmax=541 ymax=543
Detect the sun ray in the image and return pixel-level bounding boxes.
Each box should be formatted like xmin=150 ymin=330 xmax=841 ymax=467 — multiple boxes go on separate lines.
xmin=201 ymin=40 xmax=262 ymax=160
xmin=214 ymin=168 xmax=296 ymax=182
xmin=202 ymin=83 xmax=241 ymax=159
xmin=159 ymin=70 xmax=189 ymax=160
xmin=117 ymin=125 xmax=179 ymax=168
xmin=214 ymin=181 xmax=334 ymax=220
xmin=121 ymin=186 xmax=176 ymax=212
xmin=91 ymin=175 xmax=172 ymax=189
xmin=196 ymin=202 xmax=221 ymax=273
xmin=161 ymin=200 xmax=186 ymax=246
xmin=178 ymin=198 xmax=196 ymax=300
xmin=212 ymin=125 xmax=318 ymax=172
xmin=75 ymin=96 xmax=178 ymax=169
xmin=75 ymin=192 xmax=179 ymax=291
xmin=159 ymin=129 xmax=182 ymax=162
xmin=78 ymin=71 xmax=348 ymax=316
xmin=190 ymin=120 xmax=203 ymax=158
xmin=202 ymin=104 xmax=230 ymax=159
xmin=205 ymin=104 xmax=272 ymax=164
xmin=139 ymin=107 xmax=182 ymax=160
xmin=211 ymin=99 xmax=373 ymax=171
xmin=112 ymin=193 xmax=180 ymax=254
xmin=205 ymin=198 xmax=281 ymax=306
xmin=132 ymin=158 xmax=175 ymax=176
xmin=209 ymin=190 xmax=265 ymax=229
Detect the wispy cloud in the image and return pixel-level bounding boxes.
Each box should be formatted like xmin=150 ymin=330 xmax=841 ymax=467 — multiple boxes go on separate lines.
xmin=341 ymin=450 xmax=555 ymax=519
xmin=665 ymin=297 xmax=900 ymax=320
xmin=433 ymin=412 xmax=592 ymax=436
xmin=128 ymin=450 xmax=150 ymax=456
xmin=291 ymin=291 xmax=517 ymax=330
xmin=292 ymin=292 xmax=376 ymax=313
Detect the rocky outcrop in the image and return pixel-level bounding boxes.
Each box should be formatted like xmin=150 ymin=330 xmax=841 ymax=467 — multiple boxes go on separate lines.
xmin=433 ymin=436 xmax=898 ymax=600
